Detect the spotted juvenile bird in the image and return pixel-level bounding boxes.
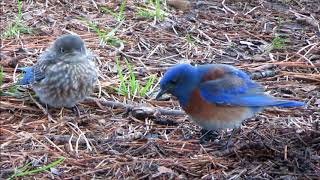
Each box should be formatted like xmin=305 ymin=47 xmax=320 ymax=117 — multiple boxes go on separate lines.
xmin=156 ymin=64 xmax=304 ymax=144
xmin=19 ymin=34 xmax=98 ymax=108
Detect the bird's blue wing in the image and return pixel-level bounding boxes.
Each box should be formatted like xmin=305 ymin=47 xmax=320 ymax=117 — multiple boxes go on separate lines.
xmin=17 ymin=50 xmax=59 ymax=85
xmin=18 ymin=65 xmax=46 ymax=85
xmin=199 ymin=69 xmax=304 ymax=107
xmin=18 ymin=67 xmax=34 ymax=85
xmin=32 ymin=65 xmax=46 ymax=82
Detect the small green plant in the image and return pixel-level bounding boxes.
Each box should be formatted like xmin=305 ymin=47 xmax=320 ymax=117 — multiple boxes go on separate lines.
xmin=260 ymin=34 xmax=288 ymax=55
xmin=116 ymin=58 xmax=128 ymax=96
xmin=272 ymin=35 xmax=286 ymax=49
xmin=115 ymin=58 xmax=157 ymax=98
xmin=185 ymin=33 xmax=193 ymax=44
xmin=0 ymin=67 xmax=4 ymax=96
xmin=80 ymin=18 xmax=122 ymax=47
xmin=1 ymin=0 xmax=31 ymax=38
xmin=8 ymin=157 xmax=64 ymax=180
xmin=0 ymin=67 xmax=19 ymax=97
xmin=125 ymin=59 xmax=138 ymax=96
xmin=140 ymin=75 xmax=157 ymax=97
xmin=154 ymin=0 xmax=163 ymax=20
xmin=137 ymin=0 xmax=166 ymax=21
xmin=101 ymin=0 xmax=127 ymax=21
xmin=8 ymin=85 xmax=19 ymax=94
xmin=0 ymin=66 xmax=4 ymax=86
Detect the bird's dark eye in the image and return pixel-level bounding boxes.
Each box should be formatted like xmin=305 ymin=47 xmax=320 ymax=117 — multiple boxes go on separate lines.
xmin=170 ymin=79 xmax=177 ymax=84
xmin=60 ymin=48 xmax=65 ymax=53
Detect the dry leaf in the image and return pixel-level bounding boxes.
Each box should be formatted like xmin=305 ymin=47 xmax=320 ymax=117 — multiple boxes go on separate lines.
xmin=301 ymin=85 xmax=318 ymax=92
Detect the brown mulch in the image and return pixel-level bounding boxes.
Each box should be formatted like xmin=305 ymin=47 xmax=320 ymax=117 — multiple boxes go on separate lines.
xmin=1 ymin=0 xmax=319 ymax=179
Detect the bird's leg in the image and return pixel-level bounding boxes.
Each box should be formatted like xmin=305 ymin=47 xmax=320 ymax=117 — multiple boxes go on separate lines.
xmin=222 ymin=128 xmax=238 ymax=150
xmin=71 ymin=105 xmax=81 ymax=117
xmin=200 ymin=129 xmax=219 ymax=144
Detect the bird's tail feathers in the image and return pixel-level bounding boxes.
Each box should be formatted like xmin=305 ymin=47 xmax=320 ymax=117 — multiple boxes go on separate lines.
xmin=270 ymin=100 xmax=304 ymax=107
xmin=230 ymin=94 xmax=304 ymax=108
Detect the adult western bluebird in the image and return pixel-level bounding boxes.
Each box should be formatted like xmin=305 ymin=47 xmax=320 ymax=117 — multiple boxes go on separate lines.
xmin=156 ymin=63 xmax=304 ymax=144
xmin=19 ymin=34 xmax=98 ymax=108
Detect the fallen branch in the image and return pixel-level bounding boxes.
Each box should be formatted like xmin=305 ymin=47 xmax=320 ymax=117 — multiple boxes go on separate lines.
xmin=84 ymin=97 xmax=186 ymax=119
xmin=250 ymin=70 xmax=276 ymax=79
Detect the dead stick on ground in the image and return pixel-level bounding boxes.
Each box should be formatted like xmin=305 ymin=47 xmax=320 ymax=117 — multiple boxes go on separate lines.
xmin=84 ymin=97 xmax=186 ymax=117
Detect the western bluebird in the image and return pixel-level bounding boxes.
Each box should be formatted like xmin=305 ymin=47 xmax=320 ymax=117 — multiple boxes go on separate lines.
xmin=19 ymin=34 xmax=98 ymax=108
xmin=156 ymin=63 xmax=304 ymax=145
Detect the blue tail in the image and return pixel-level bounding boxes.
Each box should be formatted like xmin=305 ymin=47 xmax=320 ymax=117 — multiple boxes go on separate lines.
xmin=239 ymin=95 xmax=305 ymax=107
xmin=271 ymin=100 xmax=304 ymax=107
xmin=205 ymin=93 xmax=305 ymax=108
xmin=18 ymin=67 xmax=33 ymax=85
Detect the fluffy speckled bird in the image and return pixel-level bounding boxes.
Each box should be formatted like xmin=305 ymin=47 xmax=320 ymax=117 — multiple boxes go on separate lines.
xmin=156 ymin=63 xmax=304 ymax=144
xmin=19 ymin=34 xmax=98 ymax=108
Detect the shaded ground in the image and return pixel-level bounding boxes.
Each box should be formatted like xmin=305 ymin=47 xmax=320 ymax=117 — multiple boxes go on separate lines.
xmin=1 ymin=0 xmax=319 ymax=179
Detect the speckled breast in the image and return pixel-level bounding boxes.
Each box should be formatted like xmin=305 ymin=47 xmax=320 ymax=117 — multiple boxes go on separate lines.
xmin=33 ymin=60 xmax=98 ymax=108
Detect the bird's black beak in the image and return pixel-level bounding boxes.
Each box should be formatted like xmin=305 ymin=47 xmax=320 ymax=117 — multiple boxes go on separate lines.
xmin=156 ymin=88 xmax=168 ymax=100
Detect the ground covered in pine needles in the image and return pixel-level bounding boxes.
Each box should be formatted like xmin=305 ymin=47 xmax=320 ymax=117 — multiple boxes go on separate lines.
xmin=1 ymin=0 xmax=319 ymax=179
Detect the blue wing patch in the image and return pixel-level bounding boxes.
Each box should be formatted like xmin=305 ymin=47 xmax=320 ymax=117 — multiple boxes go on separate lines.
xmin=18 ymin=65 xmax=46 ymax=85
xmin=199 ymin=71 xmax=304 ymax=107
xmin=18 ymin=67 xmax=33 ymax=85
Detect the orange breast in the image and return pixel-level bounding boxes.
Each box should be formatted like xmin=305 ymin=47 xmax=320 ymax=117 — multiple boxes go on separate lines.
xmin=183 ymin=89 xmax=252 ymax=129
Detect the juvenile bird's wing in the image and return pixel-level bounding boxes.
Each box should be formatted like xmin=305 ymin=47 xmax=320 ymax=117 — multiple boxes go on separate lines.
xmin=18 ymin=65 xmax=46 ymax=85
xmin=198 ymin=65 xmax=303 ymax=107
xmin=18 ymin=50 xmax=58 ymax=85
xmin=32 ymin=64 xmax=46 ymax=82
xmin=18 ymin=67 xmax=34 ymax=85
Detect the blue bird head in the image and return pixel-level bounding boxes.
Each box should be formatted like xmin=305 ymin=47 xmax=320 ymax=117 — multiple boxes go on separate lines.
xmin=156 ymin=64 xmax=200 ymax=106
xmin=52 ymin=34 xmax=86 ymax=57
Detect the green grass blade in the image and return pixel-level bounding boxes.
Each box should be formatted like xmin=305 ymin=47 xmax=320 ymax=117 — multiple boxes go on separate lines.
xmin=155 ymin=0 xmax=161 ymax=20
xmin=272 ymin=35 xmax=286 ymax=49
xmin=118 ymin=0 xmax=127 ymax=21
xmin=101 ymin=0 xmax=126 ymax=21
xmin=140 ymin=75 xmax=156 ymax=97
xmin=124 ymin=59 xmax=138 ymax=95
xmin=1 ymin=0 xmax=31 ymax=39
xmin=17 ymin=0 xmax=22 ymax=21
xmin=80 ymin=17 xmax=122 ymax=47
xmin=101 ymin=7 xmax=118 ymax=18
xmin=115 ymin=58 xmax=128 ymax=96
xmin=8 ymin=157 xmax=65 ymax=180
xmin=136 ymin=0 xmax=166 ymax=21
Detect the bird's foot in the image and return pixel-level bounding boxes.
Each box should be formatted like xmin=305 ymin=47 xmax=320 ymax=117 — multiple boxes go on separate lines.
xmin=71 ymin=105 xmax=81 ymax=117
xmin=199 ymin=129 xmax=219 ymax=144
xmin=220 ymin=128 xmax=239 ymax=150
xmin=221 ymin=138 xmax=233 ymax=151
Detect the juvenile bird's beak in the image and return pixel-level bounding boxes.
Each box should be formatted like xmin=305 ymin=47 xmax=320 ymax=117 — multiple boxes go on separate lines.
xmin=156 ymin=89 xmax=168 ymax=100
